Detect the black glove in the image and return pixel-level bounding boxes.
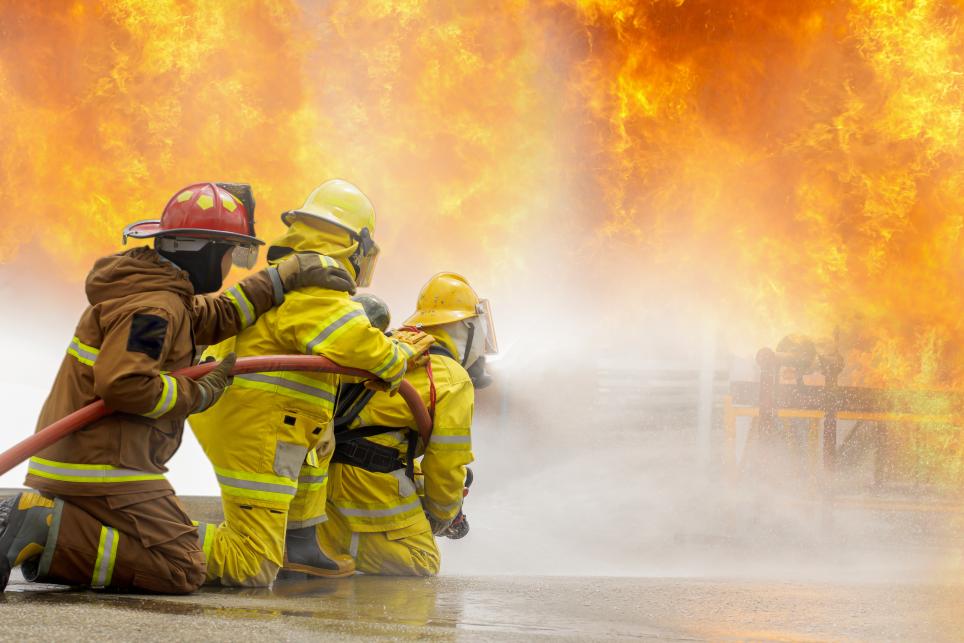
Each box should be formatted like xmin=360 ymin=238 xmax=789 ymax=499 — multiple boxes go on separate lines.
xmin=442 ymin=513 xmax=470 ymax=540
xmin=275 ymin=253 xmax=356 ymax=294
xmin=192 ymin=353 xmax=236 ymax=413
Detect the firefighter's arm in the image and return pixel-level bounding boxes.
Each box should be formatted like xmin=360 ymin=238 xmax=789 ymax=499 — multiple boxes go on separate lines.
xmin=191 ymin=254 xmax=356 ymax=345
xmin=421 ymin=376 xmax=475 ymax=525
xmin=280 ymin=295 xmax=413 ymax=389
xmin=92 ymin=307 xmax=205 ymax=419
xmin=190 ymin=268 xmax=280 ymax=346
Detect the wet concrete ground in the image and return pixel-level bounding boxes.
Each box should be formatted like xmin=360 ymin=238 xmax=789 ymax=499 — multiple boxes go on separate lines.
xmin=3 ymin=569 xmax=963 ymax=641
xmin=2 ymin=492 xmax=962 ymax=641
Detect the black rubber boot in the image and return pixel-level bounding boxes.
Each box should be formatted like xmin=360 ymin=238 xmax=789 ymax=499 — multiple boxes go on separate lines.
xmin=0 ymin=493 xmax=54 ymax=591
xmin=283 ymin=526 xmax=355 ymax=578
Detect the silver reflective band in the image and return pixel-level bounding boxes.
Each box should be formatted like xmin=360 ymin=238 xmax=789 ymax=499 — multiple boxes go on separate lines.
xmin=267 ymin=266 xmax=285 ymax=305
xmin=371 ymin=346 xmax=400 ymax=377
xmin=430 ymin=435 xmax=471 ymax=445
xmin=92 ymin=527 xmax=118 ymax=588
xmin=305 ymin=309 xmax=365 ymax=354
xmin=27 ymin=459 xmax=164 ymax=480
xmin=144 ymin=374 xmax=177 ymax=419
xmin=215 ymin=473 xmax=297 ymax=496
xmin=287 ymin=515 xmax=328 ymax=529
xmin=68 ymin=340 xmax=98 ymax=364
xmin=299 ymin=474 xmax=328 ymax=484
xmin=235 ymin=373 xmax=335 ymax=403
xmin=426 ymin=497 xmax=462 ymax=514
xmin=226 ymin=285 xmax=255 ymax=328
xmin=336 ymin=499 xmax=423 ymax=519
xmin=349 ymin=532 xmax=359 ymax=558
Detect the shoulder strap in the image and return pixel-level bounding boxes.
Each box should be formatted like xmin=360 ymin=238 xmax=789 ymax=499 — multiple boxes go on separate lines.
xmin=428 ymin=344 xmax=456 ymax=360
xmin=333 ymin=383 xmax=376 ymax=430
xmin=335 ymin=424 xmax=407 ymax=444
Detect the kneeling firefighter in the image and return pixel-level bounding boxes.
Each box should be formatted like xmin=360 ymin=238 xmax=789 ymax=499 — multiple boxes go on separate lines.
xmin=299 ymin=273 xmax=495 ymax=577
xmin=189 ymin=180 xmax=434 ymax=586
xmin=0 ymin=182 xmax=354 ymax=593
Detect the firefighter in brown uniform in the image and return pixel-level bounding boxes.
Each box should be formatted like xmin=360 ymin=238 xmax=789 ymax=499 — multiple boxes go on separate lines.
xmin=0 ymin=182 xmax=355 ymax=594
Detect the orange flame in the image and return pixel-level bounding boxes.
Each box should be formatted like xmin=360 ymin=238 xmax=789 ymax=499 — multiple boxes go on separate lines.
xmin=2 ymin=1 xmax=964 ymax=481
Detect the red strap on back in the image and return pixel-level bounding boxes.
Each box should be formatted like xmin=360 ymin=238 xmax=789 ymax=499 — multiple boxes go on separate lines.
xmin=425 ymin=356 xmax=437 ymax=420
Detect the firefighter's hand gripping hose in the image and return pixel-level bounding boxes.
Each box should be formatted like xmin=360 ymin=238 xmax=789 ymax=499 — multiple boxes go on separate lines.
xmin=0 ymin=355 xmax=433 ymax=477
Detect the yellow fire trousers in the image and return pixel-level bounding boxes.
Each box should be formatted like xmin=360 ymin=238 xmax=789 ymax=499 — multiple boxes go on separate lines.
xmin=194 ymin=460 xmax=330 ymax=587
xmin=316 ymin=503 xmax=440 ymax=577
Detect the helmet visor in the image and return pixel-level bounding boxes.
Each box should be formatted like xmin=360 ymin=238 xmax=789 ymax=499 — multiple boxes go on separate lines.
xmin=355 ymin=247 xmax=380 ymax=288
xmin=232 ymin=244 xmax=259 ymax=270
xmin=477 ymin=298 xmax=499 ymax=354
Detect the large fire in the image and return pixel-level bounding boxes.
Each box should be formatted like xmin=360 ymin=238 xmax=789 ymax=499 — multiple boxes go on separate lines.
xmin=1 ymin=1 xmax=963 ymax=484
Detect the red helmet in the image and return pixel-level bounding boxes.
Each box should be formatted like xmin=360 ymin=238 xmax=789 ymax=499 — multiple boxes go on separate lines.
xmin=123 ymin=183 xmax=263 ymax=246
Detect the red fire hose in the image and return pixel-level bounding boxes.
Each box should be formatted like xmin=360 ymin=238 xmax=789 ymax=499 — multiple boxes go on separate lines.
xmin=0 ymin=355 xmax=433 ymax=477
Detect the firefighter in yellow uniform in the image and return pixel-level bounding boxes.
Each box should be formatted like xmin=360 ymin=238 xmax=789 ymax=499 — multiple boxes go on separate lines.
xmin=302 ymin=273 xmax=496 ymax=576
xmin=189 ymin=180 xmax=432 ymax=586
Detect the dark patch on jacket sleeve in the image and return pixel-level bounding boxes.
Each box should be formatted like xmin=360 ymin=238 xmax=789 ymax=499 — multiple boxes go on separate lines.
xmin=127 ymin=313 xmax=169 ymax=360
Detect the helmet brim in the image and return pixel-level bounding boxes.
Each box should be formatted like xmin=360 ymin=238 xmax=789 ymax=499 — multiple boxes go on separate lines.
xmin=282 ymin=209 xmax=375 ymax=242
xmin=124 ymin=220 xmax=264 ymax=245
xmin=403 ymin=309 xmax=477 ymax=328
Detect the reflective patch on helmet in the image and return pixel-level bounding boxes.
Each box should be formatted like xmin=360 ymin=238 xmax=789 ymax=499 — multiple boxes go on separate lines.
xmin=176 ymin=190 xmax=193 ymax=203
xmin=197 ymin=194 xmax=214 ymax=210
xmin=222 ymin=195 xmax=238 ymax=212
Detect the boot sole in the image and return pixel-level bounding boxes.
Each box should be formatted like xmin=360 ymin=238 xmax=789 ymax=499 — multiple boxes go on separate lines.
xmin=282 ymin=559 xmax=355 ymax=579
xmin=0 ymin=494 xmax=29 ymax=592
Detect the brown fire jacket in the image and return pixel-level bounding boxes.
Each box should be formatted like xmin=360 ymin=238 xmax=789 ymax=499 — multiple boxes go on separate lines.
xmin=25 ymin=247 xmax=281 ymax=497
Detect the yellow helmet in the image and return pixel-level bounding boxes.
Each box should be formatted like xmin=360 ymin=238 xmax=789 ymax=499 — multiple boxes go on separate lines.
xmin=405 ymin=272 xmax=479 ymax=327
xmin=404 ymin=272 xmax=498 ymax=354
xmin=281 ymin=179 xmax=380 ymax=286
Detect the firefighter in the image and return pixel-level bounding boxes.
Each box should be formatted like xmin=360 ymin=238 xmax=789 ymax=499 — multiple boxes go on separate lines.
xmin=189 ymin=179 xmax=434 ymax=587
xmin=299 ymin=273 xmax=495 ymax=576
xmin=0 ymin=182 xmax=355 ymax=593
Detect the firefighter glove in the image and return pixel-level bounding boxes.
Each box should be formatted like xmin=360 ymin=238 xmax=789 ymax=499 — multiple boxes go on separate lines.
xmin=363 ymin=379 xmax=392 ymax=394
xmin=393 ymin=328 xmax=435 ymax=368
xmin=193 ymin=353 xmax=237 ymax=413
xmin=276 ymin=253 xmax=357 ymax=295
xmin=426 ymin=512 xmax=453 ymax=536
xmin=442 ymin=513 xmax=470 ymax=540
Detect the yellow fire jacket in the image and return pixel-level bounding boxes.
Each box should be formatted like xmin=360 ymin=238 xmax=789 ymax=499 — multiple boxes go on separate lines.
xmin=190 ymin=223 xmax=414 ymax=512
xmin=329 ymin=341 xmax=475 ymax=533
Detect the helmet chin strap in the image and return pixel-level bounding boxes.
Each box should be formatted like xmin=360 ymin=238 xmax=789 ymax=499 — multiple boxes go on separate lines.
xmin=461 ymin=322 xmax=476 ymax=367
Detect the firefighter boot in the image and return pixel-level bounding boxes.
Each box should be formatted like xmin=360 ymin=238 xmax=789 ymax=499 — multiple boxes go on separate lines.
xmin=0 ymin=493 xmax=54 ymax=591
xmin=283 ymin=526 xmax=355 ymax=578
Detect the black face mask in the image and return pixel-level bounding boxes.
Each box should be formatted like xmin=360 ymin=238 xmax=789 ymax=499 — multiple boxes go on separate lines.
xmin=158 ymin=242 xmax=232 ymax=294
xmin=466 ymin=356 xmax=493 ymax=389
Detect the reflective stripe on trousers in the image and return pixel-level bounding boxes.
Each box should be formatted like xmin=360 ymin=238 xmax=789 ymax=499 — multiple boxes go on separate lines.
xmin=193 ymin=521 xmax=216 ymax=562
xmin=91 ymin=526 xmax=119 ymax=588
xmin=334 ymin=499 xmax=423 ymax=519
xmin=28 ymin=457 xmax=167 ymax=484
xmin=214 ymin=465 xmax=298 ymax=505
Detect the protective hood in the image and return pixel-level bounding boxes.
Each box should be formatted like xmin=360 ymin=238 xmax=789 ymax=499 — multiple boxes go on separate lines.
xmin=428 ymin=320 xmax=486 ymax=367
xmin=265 ymin=218 xmax=359 ymax=279
xmin=85 ymin=246 xmax=194 ymax=305
xmin=425 ymin=327 xmax=462 ymax=362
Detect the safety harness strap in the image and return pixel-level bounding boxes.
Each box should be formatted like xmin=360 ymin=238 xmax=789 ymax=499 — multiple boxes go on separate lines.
xmin=331 ymin=437 xmax=405 ymax=474
xmin=335 ymin=424 xmax=403 ymax=443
